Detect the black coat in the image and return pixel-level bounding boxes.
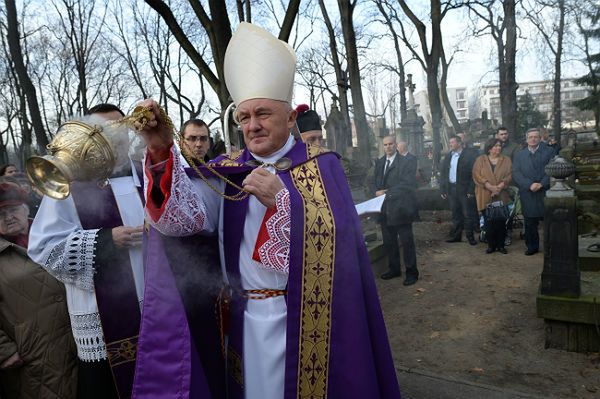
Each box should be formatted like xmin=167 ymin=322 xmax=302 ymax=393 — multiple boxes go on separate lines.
xmin=374 ymin=151 xmax=418 ymax=225
xmin=512 ymin=144 xmax=555 ymax=218
xmin=439 ymin=147 xmax=478 ymax=195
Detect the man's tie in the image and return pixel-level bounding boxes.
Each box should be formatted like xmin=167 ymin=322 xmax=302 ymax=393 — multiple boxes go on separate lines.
xmin=384 ymin=159 xmax=391 ymax=175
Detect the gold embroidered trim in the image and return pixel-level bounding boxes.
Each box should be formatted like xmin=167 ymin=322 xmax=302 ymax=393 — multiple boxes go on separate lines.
xmin=306 ymin=143 xmax=330 ymax=159
xmin=106 ymin=335 xmax=138 ymax=367
xmin=291 ymin=158 xmax=335 ymax=398
xmin=213 ymin=149 xmax=244 ymax=167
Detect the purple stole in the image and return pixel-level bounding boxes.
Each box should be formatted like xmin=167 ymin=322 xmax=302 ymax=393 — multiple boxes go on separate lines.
xmin=218 ymin=143 xmax=401 ymax=398
xmin=71 ymin=180 xmax=142 ymax=399
xmin=135 ymin=142 xmax=401 ymax=398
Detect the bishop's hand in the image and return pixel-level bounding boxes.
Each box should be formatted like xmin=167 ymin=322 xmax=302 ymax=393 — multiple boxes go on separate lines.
xmin=134 ymin=99 xmax=174 ymax=164
xmin=242 ymin=168 xmax=285 ymax=209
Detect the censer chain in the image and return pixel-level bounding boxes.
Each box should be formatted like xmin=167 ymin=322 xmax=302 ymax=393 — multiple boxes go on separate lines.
xmin=113 ymin=105 xmax=250 ymax=201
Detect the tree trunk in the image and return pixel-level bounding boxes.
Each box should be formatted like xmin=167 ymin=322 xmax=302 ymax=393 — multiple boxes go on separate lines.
xmin=373 ymin=0 xmax=407 ymax=122
xmin=319 ymin=0 xmax=350 ymax=155
xmin=5 ymin=0 xmax=48 ymax=154
xmin=552 ymin=0 xmax=565 ymax=143
xmin=440 ymin=50 xmax=462 ymax=135
xmin=145 ymin=0 xmax=225 ymax=105
xmin=278 ymin=0 xmax=301 ymax=42
xmin=429 ymin=0 xmax=444 ymax=170
xmin=427 ymin=67 xmax=443 ymax=168
xmin=500 ymin=0 xmax=518 ymax=141
xmin=338 ymin=0 xmax=371 ymax=167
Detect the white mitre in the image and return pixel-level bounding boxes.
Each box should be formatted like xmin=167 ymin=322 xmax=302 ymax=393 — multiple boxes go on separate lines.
xmin=224 ymin=22 xmax=296 ymax=106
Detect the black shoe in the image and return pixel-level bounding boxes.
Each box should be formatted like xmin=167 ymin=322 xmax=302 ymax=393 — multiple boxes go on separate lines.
xmin=445 ymin=237 xmax=461 ymax=243
xmin=498 ymin=247 xmax=508 ymax=254
xmin=524 ymin=249 xmax=538 ymax=256
xmin=467 ymin=236 xmax=477 ymax=246
xmin=403 ymin=277 xmax=418 ymax=286
xmin=486 ymin=247 xmax=495 ymax=254
xmin=381 ymin=271 xmax=401 ymax=280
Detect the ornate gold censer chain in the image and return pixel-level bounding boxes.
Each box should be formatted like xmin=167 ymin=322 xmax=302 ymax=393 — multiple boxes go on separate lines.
xmin=114 ymin=105 xmax=250 ymax=201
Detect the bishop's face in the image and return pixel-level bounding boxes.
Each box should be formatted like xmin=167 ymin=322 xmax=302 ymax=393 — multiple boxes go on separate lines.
xmin=237 ymin=98 xmax=297 ymax=157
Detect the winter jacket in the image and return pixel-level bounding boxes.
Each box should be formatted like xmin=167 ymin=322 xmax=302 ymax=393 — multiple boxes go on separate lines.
xmin=0 ymin=237 xmax=77 ymax=399
xmin=512 ymin=145 xmax=556 ymax=218
xmin=472 ymin=154 xmax=512 ymax=212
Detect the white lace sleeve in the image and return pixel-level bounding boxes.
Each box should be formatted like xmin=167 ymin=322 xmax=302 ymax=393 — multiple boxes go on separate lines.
xmin=28 ymin=196 xmax=99 ymax=291
xmin=257 ymin=189 xmax=291 ymax=274
xmin=44 ymin=229 xmax=99 ymax=290
xmin=144 ymin=146 xmax=220 ymax=236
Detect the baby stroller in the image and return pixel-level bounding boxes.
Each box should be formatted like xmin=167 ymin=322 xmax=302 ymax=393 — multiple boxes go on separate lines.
xmin=479 ymin=186 xmax=523 ymax=244
xmin=506 ymin=186 xmax=524 ymax=242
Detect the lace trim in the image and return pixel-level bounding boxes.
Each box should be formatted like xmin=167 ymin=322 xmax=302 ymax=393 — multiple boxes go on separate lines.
xmin=257 ymin=189 xmax=291 ymax=274
xmin=70 ymin=312 xmax=107 ymax=362
xmin=150 ymin=146 xmax=207 ymax=236
xmin=44 ymin=229 xmax=99 ymax=291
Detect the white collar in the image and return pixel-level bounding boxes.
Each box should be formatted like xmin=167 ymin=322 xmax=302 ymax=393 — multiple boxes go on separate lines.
xmin=250 ymin=135 xmax=295 ymax=163
xmin=528 ymin=144 xmax=539 ymax=154
xmin=386 ymin=152 xmax=397 ymax=162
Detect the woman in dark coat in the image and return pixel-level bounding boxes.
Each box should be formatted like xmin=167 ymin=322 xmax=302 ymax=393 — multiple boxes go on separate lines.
xmin=0 ymin=181 xmax=77 ymax=399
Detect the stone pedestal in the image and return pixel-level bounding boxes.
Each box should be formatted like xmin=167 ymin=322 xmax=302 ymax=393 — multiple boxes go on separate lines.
xmin=541 ymin=196 xmax=580 ymax=297
xmin=400 ymin=109 xmax=424 ymax=158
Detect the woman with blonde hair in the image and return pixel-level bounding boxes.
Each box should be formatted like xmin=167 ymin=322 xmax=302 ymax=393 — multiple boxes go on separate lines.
xmin=472 ymin=138 xmax=512 ymax=254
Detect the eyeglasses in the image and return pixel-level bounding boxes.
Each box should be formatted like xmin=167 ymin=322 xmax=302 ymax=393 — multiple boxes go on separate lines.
xmin=184 ymin=135 xmax=209 ymax=143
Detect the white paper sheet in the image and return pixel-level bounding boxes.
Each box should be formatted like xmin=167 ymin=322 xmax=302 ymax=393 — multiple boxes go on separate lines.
xmin=355 ymin=194 xmax=386 ymax=216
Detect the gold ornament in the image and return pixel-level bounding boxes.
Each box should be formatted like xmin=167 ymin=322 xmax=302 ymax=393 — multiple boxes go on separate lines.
xmin=26 ymin=104 xmax=253 ymax=201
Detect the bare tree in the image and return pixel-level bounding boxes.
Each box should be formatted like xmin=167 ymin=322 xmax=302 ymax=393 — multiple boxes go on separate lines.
xmin=395 ymin=0 xmax=461 ymax=169
xmin=373 ymin=0 xmax=407 ymax=123
xmin=4 ymin=0 xmax=48 ymax=156
xmin=51 ymin=0 xmax=108 ymax=113
xmin=524 ymin=0 xmax=567 ymax=143
xmin=143 ymin=0 xmax=301 ymax=110
xmin=467 ymin=0 xmax=519 ymax=140
xmin=439 ymin=49 xmax=463 ymax=134
xmin=318 ymin=0 xmax=352 ymax=155
xmin=338 ymin=0 xmax=373 ymax=166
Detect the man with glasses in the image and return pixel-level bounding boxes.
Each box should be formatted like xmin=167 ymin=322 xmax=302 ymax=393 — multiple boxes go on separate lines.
xmin=181 ymin=119 xmax=212 ymax=162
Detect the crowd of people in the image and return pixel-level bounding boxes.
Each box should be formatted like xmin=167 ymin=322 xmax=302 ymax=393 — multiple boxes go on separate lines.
xmin=373 ymin=126 xmax=557 ymax=286
xmin=0 ymin=20 xmax=562 ymax=399
xmin=441 ymin=127 xmax=556 ymax=256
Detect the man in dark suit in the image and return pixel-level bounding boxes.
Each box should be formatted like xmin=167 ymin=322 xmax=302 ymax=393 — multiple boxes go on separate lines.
xmin=512 ymin=128 xmax=555 ymax=255
xmin=375 ymin=136 xmax=419 ymax=285
xmin=440 ymin=135 xmax=478 ymax=245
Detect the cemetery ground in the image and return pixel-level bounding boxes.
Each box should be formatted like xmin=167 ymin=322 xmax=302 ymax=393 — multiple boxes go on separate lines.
xmin=372 ymin=211 xmax=600 ymax=399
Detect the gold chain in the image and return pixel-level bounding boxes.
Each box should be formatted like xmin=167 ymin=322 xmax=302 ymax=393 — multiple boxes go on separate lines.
xmin=112 ymin=105 xmax=250 ymax=201
xmin=178 ymin=137 xmax=250 ymax=201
